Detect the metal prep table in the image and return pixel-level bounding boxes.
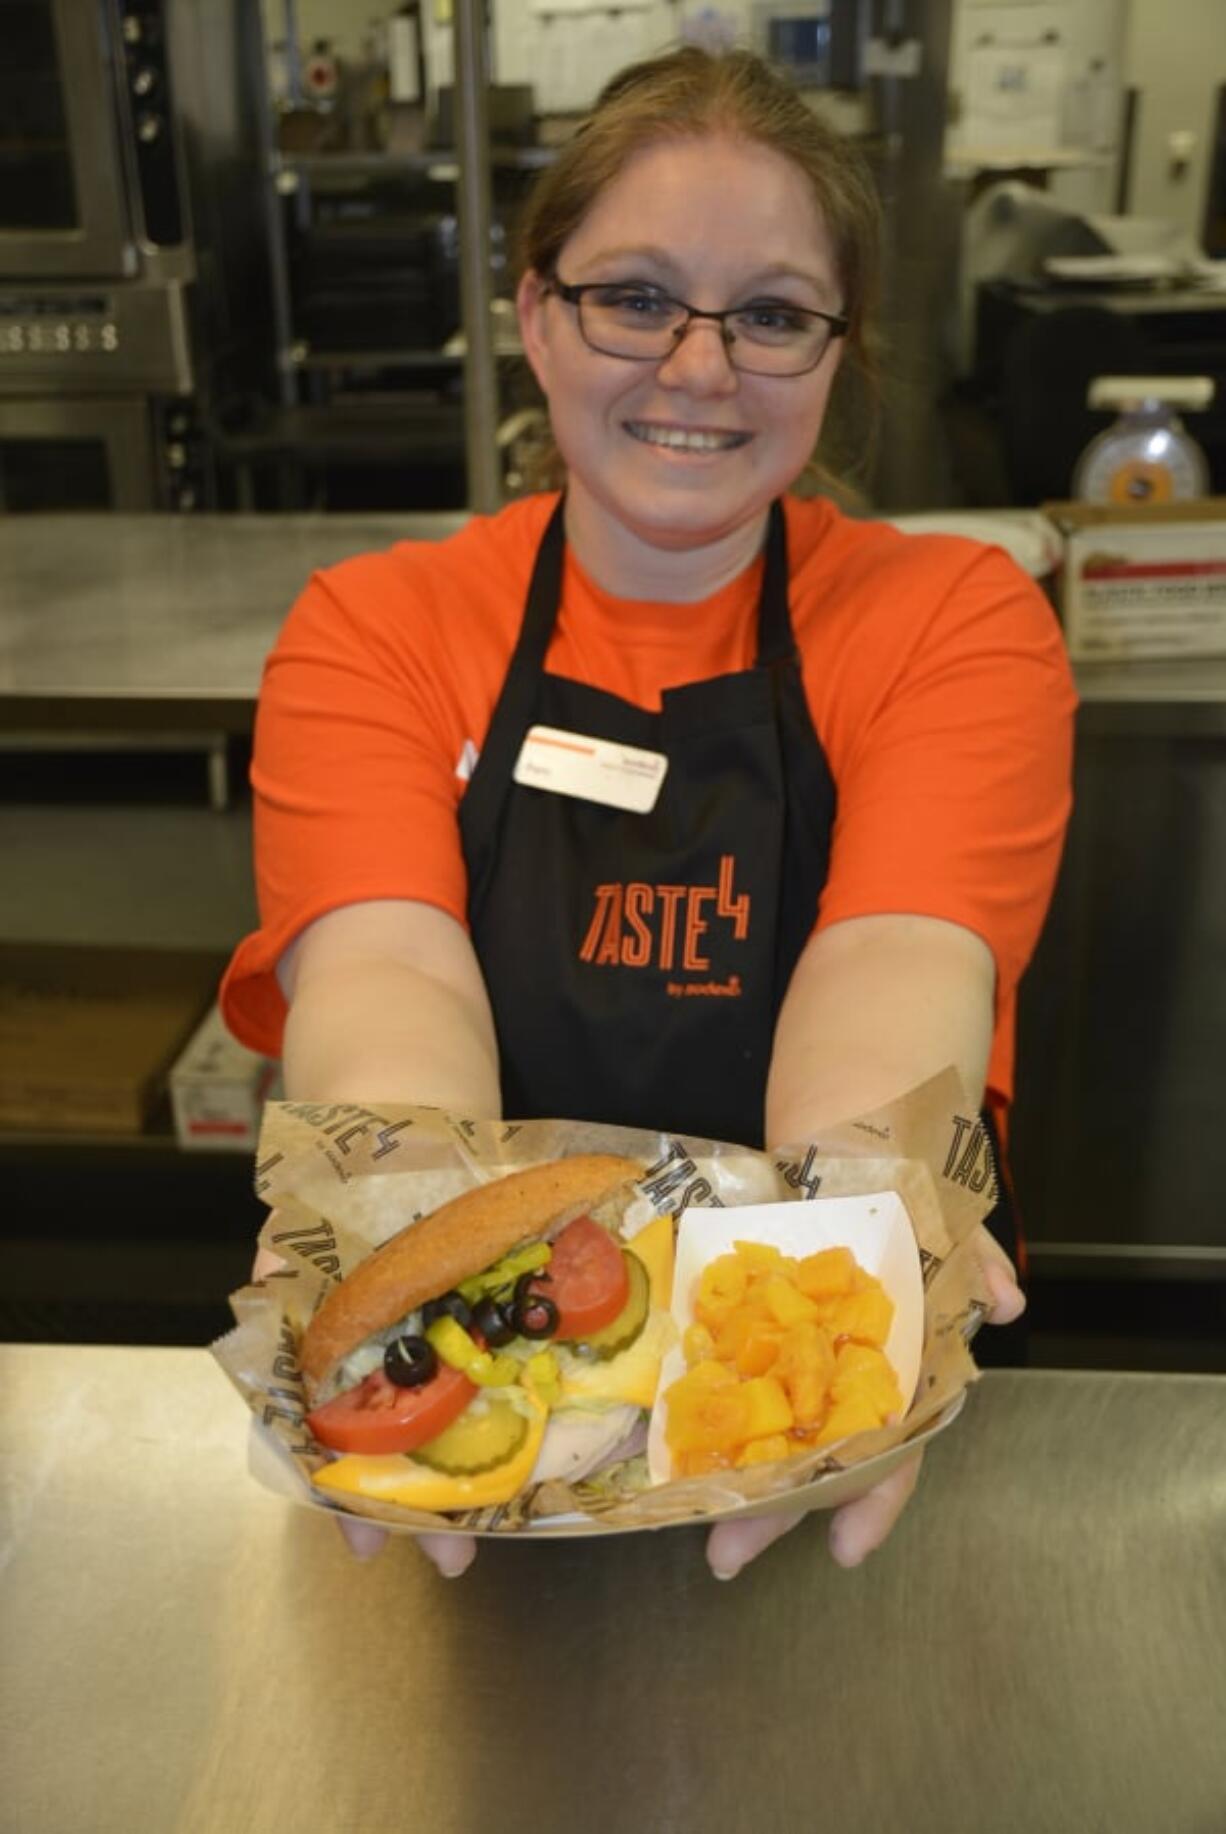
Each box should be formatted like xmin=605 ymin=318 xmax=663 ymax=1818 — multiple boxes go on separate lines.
xmin=1 ymin=1345 xmax=1223 ymax=1834
xmin=0 ymin=515 xmax=468 ymax=808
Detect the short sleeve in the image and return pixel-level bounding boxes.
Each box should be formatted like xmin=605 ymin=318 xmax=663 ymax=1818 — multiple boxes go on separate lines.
xmin=220 ymin=558 xmax=471 ymax=1056
xmin=814 ymin=543 xmax=1077 ymax=1085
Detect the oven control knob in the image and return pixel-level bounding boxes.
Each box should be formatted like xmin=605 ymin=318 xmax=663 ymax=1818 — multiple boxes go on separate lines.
xmin=132 ymin=67 xmax=159 ymax=98
xmin=137 ymin=112 xmax=163 ymax=144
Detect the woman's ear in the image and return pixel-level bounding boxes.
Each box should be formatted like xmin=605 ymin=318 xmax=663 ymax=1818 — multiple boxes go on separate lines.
xmin=516 ymin=269 xmax=553 ymax=396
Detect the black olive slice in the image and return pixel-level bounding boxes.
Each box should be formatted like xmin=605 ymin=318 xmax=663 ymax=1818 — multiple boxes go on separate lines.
xmin=512 ymin=1271 xmax=558 ymax=1341
xmin=422 ymin=1290 xmax=474 ymax=1332
xmin=383 ymin=1335 xmax=438 ymax=1388
xmin=471 ymin=1296 xmax=516 ymax=1347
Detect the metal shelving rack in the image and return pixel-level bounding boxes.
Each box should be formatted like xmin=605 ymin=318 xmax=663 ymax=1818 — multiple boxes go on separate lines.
xmin=251 ymin=4 xmax=549 ymax=512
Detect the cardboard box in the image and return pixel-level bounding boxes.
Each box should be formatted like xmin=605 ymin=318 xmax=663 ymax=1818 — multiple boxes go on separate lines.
xmin=1044 ymin=498 xmax=1226 ymax=662
xmin=0 ymin=945 xmax=224 ymax=1135
xmin=170 ymin=1003 xmax=280 ymax=1152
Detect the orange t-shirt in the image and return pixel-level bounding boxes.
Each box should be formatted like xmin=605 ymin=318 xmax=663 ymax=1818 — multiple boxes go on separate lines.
xmin=221 ymin=491 xmax=1077 ymax=1107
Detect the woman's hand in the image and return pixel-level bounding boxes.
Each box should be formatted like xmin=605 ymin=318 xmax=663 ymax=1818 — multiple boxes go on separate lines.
xmin=336 ymin=1517 xmax=476 ymax=1575
xmin=702 ymin=1233 xmax=1025 ymax=1579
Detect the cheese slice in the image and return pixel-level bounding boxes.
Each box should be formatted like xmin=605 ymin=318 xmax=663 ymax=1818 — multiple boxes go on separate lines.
xmin=556 ymin=1311 xmax=675 ymax=1410
xmin=313 ymin=1390 xmax=548 ymax=1511
xmin=623 ymin=1211 xmax=675 ymax=1305
xmin=557 ymin=1211 xmax=676 ymax=1412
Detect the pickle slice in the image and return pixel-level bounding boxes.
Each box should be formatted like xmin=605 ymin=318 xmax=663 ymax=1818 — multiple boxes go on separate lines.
xmin=573 ymin=1251 xmax=651 ymax=1361
xmin=410 ymin=1400 xmax=530 ymax=1476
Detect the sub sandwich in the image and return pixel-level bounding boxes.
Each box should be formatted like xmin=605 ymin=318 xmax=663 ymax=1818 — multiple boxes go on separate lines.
xmin=300 ymin=1154 xmax=675 ymax=1514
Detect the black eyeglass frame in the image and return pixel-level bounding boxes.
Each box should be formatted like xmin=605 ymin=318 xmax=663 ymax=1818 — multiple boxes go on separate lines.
xmin=546 ymin=276 xmax=850 ymax=377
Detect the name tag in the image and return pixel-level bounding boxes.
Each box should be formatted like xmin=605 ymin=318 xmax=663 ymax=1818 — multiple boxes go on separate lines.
xmin=513 ymin=724 xmax=668 ymax=814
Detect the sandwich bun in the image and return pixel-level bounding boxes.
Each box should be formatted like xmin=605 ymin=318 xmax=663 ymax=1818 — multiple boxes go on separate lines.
xmin=300 ymin=1153 xmax=642 ymax=1398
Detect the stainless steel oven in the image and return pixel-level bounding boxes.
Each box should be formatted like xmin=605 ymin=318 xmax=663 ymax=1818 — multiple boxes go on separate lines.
xmin=0 ymin=0 xmax=273 ymax=510
xmin=0 ymin=0 xmax=192 ymax=281
xmin=0 ymin=395 xmax=157 ymax=508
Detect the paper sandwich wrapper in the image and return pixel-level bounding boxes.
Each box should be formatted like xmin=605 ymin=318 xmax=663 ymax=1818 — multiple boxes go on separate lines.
xmin=213 ymin=1067 xmax=1000 ymax=1538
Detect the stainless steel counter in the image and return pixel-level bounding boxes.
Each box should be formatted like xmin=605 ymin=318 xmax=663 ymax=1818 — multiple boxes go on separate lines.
xmin=0 ymin=513 xmax=466 ymax=729
xmin=2 ymin=1345 xmax=1223 ymax=1834
xmin=2 ymin=514 xmax=1223 ymax=728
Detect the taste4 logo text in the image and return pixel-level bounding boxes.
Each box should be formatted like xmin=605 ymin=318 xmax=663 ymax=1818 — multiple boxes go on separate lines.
xmin=578 ymin=854 xmax=751 ymax=977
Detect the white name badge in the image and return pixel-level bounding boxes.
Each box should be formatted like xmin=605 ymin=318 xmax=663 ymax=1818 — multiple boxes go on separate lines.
xmin=513 ymin=724 xmax=668 ymax=814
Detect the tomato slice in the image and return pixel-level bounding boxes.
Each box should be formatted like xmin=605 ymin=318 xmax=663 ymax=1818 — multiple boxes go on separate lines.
xmin=307 ymin=1364 xmax=475 ymax=1456
xmin=534 ymin=1214 xmax=630 ymax=1339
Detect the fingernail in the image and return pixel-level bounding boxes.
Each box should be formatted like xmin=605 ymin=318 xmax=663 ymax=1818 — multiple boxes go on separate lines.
xmin=829 ymin=1527 xmax=864 ymax=1568
xmin=710 ymin=1562 xmax=740 ymax=1582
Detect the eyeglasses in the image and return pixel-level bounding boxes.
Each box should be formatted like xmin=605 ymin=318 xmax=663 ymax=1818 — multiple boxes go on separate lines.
xmin=547 ymin=276 xmax=849 ymax=377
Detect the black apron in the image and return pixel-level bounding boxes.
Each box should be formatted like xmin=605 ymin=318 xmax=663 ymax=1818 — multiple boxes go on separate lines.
xmin=458 ymin=498 xmax=1019 ymax=1267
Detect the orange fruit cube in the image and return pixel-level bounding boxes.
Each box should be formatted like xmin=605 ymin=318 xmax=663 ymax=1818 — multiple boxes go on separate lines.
xmin=695 ymin=1253 xmax=748 ymax=1326
xmin=665 ymin=1362 xmax=751 ymax=1455
xmin=795 ymin=1246 xmax=857 ymax=1300
xmin=733 ymin=1319 xmax=784 ymax=1378
xmin=682 ymin=1321 xmax=717 ymax=1367
xmin=828 ymin=1286 xmax=894 ymax=1348
xmin=812 ymin=1393 xmax=883 ymax=1446
xmin=734 ymin=1433 xmax=791 ymax=1469
xmin=833 ymin=1343 xmax=903 ymax=1420
xmin=732 ymin=1240 xmax=795 ymax=1275
xmin=738 ymin=1374 xmax=794 ymax=1440
xmin=773 ymin=1321 xmax=836 ymax=1427
xmin=760 ymin=1274 xmax=820 ymax=1328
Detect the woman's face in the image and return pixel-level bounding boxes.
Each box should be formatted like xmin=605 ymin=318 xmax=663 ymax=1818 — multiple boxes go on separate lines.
xmin=518 ymin=131 xmax=845 ymax=566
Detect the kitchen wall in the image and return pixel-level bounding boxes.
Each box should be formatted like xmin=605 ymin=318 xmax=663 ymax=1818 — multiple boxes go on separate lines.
xmin=1123 ymin=0 xmax=1222 ymax=241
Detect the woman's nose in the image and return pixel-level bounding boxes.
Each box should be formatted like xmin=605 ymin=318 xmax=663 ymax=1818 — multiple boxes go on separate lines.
xmin=655 ymin=318 xmax=740 ymax=394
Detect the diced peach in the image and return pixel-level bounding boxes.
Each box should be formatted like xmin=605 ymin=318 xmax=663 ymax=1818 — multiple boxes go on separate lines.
xmin=829 ymin=1286 xmax=894 ymax=1348
xmin=795 ymin=1246 xmax=857 ymax=1300
xmin=774 ymin=1321 xmax=836 ymax=1426
xmin=682 ymin=1321 xmax=717 ymax=1367
xmin=695 ymin=1253 xmax=748 ymax=1326
xmin=760 ymin=1274 xmax=820 ymax=1328
xmin=675 ymin=1358 xmax=738 ymax=1393
xmin=833 ymin=1343 xmax=903 ymax=1419
xmin=666 ymin=1363 xmax=751 ymax=1455
xmin=734 ymin=1433 xmax=791 ymax=1468
xmin=733 ymin=1320 xmax=784 ymax=1378
xmin=712 ymin=1305 xmax=757 ymax=1362
xmin=732 ymin=1240 xmax=793 ymax=1275
xmin=813 ymin=1393 xmax=883 ymax=1446
xmin=738 ymin=1374 xmax=794 ymax=1440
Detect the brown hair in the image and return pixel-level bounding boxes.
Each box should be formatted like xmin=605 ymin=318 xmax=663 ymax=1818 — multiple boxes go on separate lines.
xmin=513 ymin=45 xmax=882 ymax=495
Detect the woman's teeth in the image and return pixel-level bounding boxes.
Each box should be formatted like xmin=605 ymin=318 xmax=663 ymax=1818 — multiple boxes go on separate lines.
xmin=625 ymin=422 xmax=748 ymax=452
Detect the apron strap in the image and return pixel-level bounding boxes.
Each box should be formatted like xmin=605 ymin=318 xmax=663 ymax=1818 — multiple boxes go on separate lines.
xmin=754 ymin=501 xmax=795 ymax=667
xmin=514 ymin=495 xmax=568 ymax=671
xmin=463 ymin=496 xmax=569 ymax=833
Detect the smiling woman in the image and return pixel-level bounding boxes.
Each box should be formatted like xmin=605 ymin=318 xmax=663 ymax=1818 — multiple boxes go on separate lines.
xmin=516 ymin=133 xmax=849 ymax=582
xmin=220 ymin=46 xmax=1076 ymax=1580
